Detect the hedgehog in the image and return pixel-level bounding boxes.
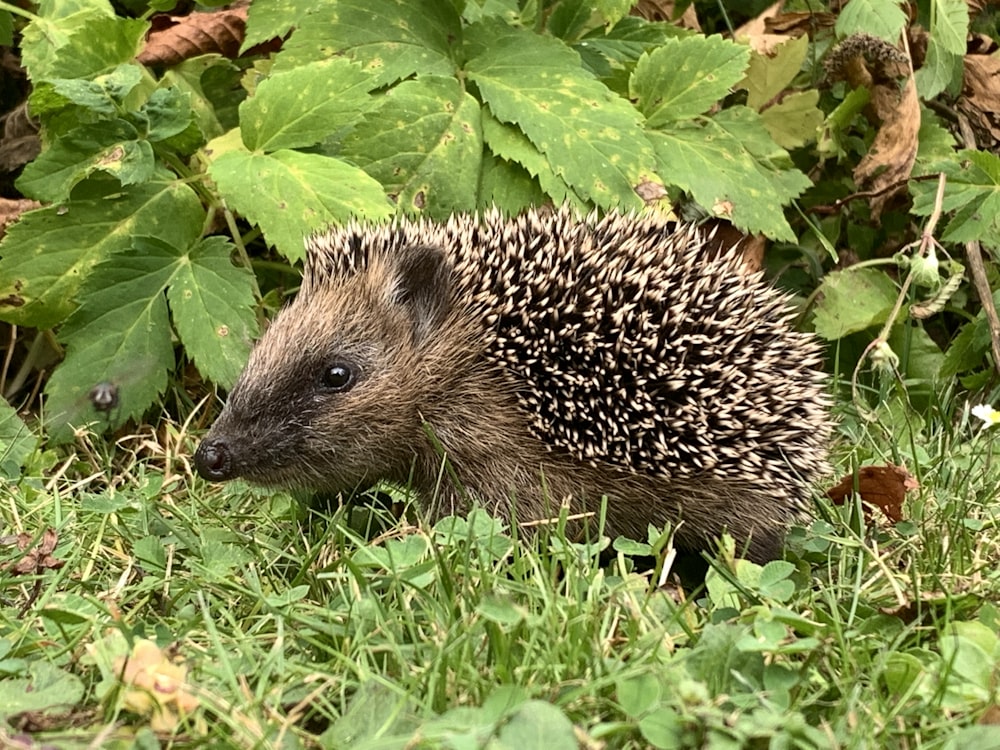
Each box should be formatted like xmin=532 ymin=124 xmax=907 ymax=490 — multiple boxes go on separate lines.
xmin=194 ymin=208 xmax=832 ymax=562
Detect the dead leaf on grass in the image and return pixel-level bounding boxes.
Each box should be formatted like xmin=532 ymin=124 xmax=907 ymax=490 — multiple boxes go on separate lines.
xmin=114 ymin=639 xmax=200 ymax=733
xmin=1 ymin=528 xmax=65 ymax=575
xmin=825 ymin=464 xmax=919 ymax=523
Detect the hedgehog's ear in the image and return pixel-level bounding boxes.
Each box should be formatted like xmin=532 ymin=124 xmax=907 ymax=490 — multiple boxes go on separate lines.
xmin=389 ymin=244 xmax=453 ymax=342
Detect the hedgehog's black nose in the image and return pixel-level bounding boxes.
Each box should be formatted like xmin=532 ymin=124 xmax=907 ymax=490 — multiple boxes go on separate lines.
xmin=194 ymin=437 xmax=233 ymax=481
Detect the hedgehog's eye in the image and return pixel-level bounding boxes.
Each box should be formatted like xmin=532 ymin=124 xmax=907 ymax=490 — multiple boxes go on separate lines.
xmin=321 ymin=363 xmax=355 ymax=392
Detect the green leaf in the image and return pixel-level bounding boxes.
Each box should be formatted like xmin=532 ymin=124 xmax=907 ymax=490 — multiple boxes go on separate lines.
xmin=340 ymin=76 xmax=482 ymax=217
xmin=759 ymin=90 xmax=823 ymax=149
xmin=17 ymin=120 xmax=155 ymax=202
xmin=547 ymin=0 xmax=598 ymax=41
xmin=466 ymin=19 xmax=659 ymax=209
xmin=616 ymin=673 xmax=662 ymax=717
xmin=276 ymin=0 xmax=460 ymax=87
xmin=595 ymin=0 xmax=634 ymax=28
xmin=481 ymin=111 xmax=584 ymax=207
xmin=497 ymin=701 xmax=578 ymax=750
xmin=630 ymin=35 xmax=749 ymax=126
xmin=162 ymin=236 xmax=259 ymax=388
xmin=888 ymin=324 xmax=945 ymax=383
xmin=242 ymin=0 xmax=313 ymax=50
xmin=162 ymin=57 xmax=245 ymax=143
xmin=743 ymin=35 xmax=808 ymax=112
xmin=812 ymin=267 xmax=899 ymax=340
xmin=209 ymin=149 xmax=393 ymax=261
xmin=914 ymin=36 xmax=962 ymax=100
xmin=0 ymin=180 xmax=204 ymax=328
xmin=241 ymin=58 xmax=376 ymax=152
xmin=0 ymin=10 xmax=12 ymax=47
xmin=576 ymin=17 xmax=687 ymax=67
xmin=929 ymin=0 xmax=970 ymax=54
xmin=44 ymin=246 xmax=179 ymax=441
xmin=478 ymin=152 xmax=548 ymax=214
xmin=834 ymin=0 xmax=907 ymax=41
xmin=0 ymin=662 xmax=84 ymax=718
xmin=0 ymin=399 xmax=39 ymax=479
xmin=913 ymin=150 xmax=1000 ymax=247
xmin=648 ymin=107 xmax=809 ymax=240
xmin=22 ymin=14 xmax=148 ymax=80
xmin=43 ymin=63 xmax=144 ymax=116
xmin=144 ymin=87 xmax=195 ymax=142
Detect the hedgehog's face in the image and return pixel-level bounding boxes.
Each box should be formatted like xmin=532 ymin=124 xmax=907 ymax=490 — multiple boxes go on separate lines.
xmin=194 ymin=244 xmax=456 ymax=495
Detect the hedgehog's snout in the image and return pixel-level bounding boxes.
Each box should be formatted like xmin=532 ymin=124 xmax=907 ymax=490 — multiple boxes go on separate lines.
xmin=194 ymin=436 xmax=234 ymax=481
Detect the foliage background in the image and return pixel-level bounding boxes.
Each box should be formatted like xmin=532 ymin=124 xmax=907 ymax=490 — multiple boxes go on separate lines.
xmin=0 ymin=0 xmax=997 ymax=451
xmin=1 ymin=0 xmax=1000 ymax=746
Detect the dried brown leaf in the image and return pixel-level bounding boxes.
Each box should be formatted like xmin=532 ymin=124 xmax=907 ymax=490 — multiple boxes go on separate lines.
xmin=764 ymin=11 xmax=837 ymax=37
xmin=825 ymin=35 xmax=918 ymax=219
xmin=137 ymin=7 xmax=248 ymax=67
xmin=826 ymin=464 xmax=918 ymax=523
xmin=631 ymin=0 xmax=701 ymax=30
xmin=2 ymin=528 xmax=65 ymax=575
xmin=0 ymin=198 xmax=41 ymax=240
xmin=959 ymin=54 xmax=1000 ymax=151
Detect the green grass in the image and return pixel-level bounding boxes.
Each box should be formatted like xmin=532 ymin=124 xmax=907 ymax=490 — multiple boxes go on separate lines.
xmin=2 ymin=394 xmax=1000 ymax=749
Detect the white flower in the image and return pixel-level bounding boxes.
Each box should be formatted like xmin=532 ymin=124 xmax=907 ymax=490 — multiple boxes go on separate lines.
xmin=971 ymin=403 xmax=1000 ymax=427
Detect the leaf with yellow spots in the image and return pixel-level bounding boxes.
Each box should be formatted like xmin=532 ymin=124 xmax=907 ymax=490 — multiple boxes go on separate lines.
xmin=466 ymin=18 xmax=661 ymax=210
xmin=340 ymin=76 xmax=483 ymax=218
xmin=43 ymin=233 xmax=258 ymax=441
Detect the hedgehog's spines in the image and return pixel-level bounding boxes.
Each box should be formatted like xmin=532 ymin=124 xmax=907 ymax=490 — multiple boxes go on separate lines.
xmin=299 ymin=207 xmax=831 ymax=519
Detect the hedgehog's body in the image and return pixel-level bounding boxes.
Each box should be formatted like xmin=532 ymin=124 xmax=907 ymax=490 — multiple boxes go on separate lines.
xmin=195 ymin=209 xmax=831 ymax=561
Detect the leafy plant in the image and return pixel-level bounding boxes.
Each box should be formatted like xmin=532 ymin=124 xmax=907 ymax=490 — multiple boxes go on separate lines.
xmin=0 ymin=0 xmax=828 ymax=442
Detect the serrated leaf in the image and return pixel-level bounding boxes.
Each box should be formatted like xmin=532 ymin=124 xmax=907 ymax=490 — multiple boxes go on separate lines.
xmin=759 ymin=90 xmax=823 ymax=149
xmin=44 ymin=248 xmax=178 ymax=442
xmin=144 ymin=87 xmax=195 ymax=142
xmin=164 ymin=236 xmax=258 ymax=387
xmin=929 ymin=0 xmax=970 ymax=54
xmin=913 ymin=150 xmax=1000 ymax=247
xmin=276 ymin=0 xmax=460 ymax=87
xmin=0 ymin=180 xmax=204 ymax=328
xmin=914 ymin=36 xmax=962 ymax=100
xmin=162 ymin=57 xmax=244 ymax=143
xmin=44 ymin=63 xmax=144 ymax=116
xmin=466 ymin=19 xmax=659 ymax=209
xmin=209 ymin=149 xmax=392 ymax=261
xmin=241 ymin=58 xmax=376 ymax=152
xmin=812 ymin=267 xmax=899 ymax=341
xmin=648 ymin=108 xmax=809 ymax=240
xmin=744 ymin=35 xmax=808 ymax=112
xmin=547 ymin=0 xmax=597 ymax=41
xmin=630 ymin=35 xmax=749 ymax=126
xmin=340 ymin=76 xmax=482 ymax=216
xmin=834 ymin=0 xmax=907 ymax=41
xmin=22 ymin=14 xmax=148 ymax=80
xmin=0 ymin=399 xmax=39 ymax=479
xmin=478 ymin=153 xmax=547 ymax=214
xmin=595 ymin=0 xmax=633 ymax=28
xmin=577 ymin=17 xmax=687 ymax=66
xmin=480 ymin=110 xmax=584 ymax=207
xmin=242 ymin=0 xmax=313 ymax=51
xmin=17 ymin=120 xmax=154 ymax=202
